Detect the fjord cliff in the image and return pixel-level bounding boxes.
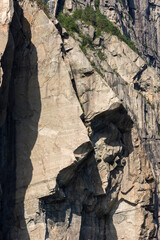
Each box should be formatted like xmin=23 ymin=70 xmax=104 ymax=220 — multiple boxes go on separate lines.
xmin=0 ymin=0 xmax=160 ymax=239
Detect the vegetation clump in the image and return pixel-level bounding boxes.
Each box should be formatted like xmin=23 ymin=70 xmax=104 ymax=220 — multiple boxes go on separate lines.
xmin=57 ymin=12 xmax=80 ymax=34
xmin=80 ymin=34 xmax=94 ymax=50
xmin=57 ymin=6 xmax=137 ymax=52
xmin=94 ymin=0 xmax=100 ymax=9
xmin=97 ymin=50 xmax=106 ymax=61
xmin=57 ymin=5 xmax=140 ymax=78
xmin=29 ymin=0 xmax=50 ymax=18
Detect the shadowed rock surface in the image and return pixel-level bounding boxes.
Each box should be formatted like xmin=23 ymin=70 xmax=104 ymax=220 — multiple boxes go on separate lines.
xmin=0 ymin=0 xmax=160 ymax=239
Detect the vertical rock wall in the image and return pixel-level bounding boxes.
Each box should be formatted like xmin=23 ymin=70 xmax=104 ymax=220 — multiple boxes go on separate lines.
xmin=52 ymin=0 xmax=160 ymax=69
xmin=0 ymin=0 xmax=160 ymax=239
xmin=99 ymin=0 xmax=160 ymax=69
xmin=0 ymin=0 xmax=14 ymax=125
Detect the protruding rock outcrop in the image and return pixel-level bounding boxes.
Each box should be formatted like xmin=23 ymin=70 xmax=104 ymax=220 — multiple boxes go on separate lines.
xmin=0 ymin=0 xmax=160 ymax=239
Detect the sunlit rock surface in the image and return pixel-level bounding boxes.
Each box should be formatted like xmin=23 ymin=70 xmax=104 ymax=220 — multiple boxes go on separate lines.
xmin=0 ymin=0 xmax=160 ymax=239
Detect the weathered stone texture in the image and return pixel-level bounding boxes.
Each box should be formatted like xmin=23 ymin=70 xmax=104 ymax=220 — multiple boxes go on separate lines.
xmin=0 ymin=0 xmax=160 ymax=239
xmin=53 ymin=0 xmax=160 ymax=69
xmin=99 ymin=0 xmax=160 ymax=69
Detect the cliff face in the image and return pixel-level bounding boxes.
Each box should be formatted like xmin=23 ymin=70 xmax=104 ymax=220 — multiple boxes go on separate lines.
xmin=100 ymin=0 xmax=160 ymax=69
xmin=0 ymin=0 xmax=160 ymax=239
xmin=0 ymin=0 xmax=14 ymax=125
xmin=52 ymin=0 xmax=160 ymax=69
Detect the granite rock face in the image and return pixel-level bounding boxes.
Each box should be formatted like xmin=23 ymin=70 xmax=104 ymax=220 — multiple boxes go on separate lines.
xmin=99 ymin=0 xmax=160 ymax=69
xmin=0 ymin=0 xmax=160 ymax=239
xmin=53 ymin=0 xmax=160 ymax=69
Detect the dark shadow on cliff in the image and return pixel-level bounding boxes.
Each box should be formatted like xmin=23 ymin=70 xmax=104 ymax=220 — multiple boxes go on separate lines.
xmin=0 ymin=1 xmax=41 ymax=239
xmin=39 ymin=150 xmax=119 ymax=239
xmin=39 ymin=105 xmax=134 ymax=239
xmin=55 ymin=0 xmax=65 ymax=16
xmin=39 ymin=151 xmax=118 ymax=240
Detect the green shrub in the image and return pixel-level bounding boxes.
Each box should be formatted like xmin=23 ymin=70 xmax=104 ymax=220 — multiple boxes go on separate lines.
xmin=80 ymin=34 xmax=94 ymax=50
xmin=94 ymin=0 xmax=100 ymax=9
xmin=72 ymin=9 xmax=83 ymax=19
xmin=95 ymin=10 xmax=137 ymax=52
xmin=30 ymin=0 xmax=50 ymax=18
xmin=95 ymin=28 xmax=101 ymax=38
xmin=82 ymin=6 xmax=97 ymax=26
xmin=97 ymin=50 xmax=106 ymax=61
xmin=57 ymin=6 xmax=137 ymax=53
xmin=57 ymin=12 xmax=80 ymax=34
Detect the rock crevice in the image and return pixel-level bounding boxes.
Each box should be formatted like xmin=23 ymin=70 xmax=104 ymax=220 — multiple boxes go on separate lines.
xmin=0 ymin=0 xmax=159 ymax=239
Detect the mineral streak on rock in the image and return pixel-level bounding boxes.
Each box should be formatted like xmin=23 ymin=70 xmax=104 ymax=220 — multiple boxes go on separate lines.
xmin=0 ymin=0 xmax=160 ymax=239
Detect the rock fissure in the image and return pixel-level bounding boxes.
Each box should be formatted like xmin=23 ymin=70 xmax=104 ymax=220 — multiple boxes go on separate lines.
xmin=0 ymin=0 xmax=159 ymax=239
